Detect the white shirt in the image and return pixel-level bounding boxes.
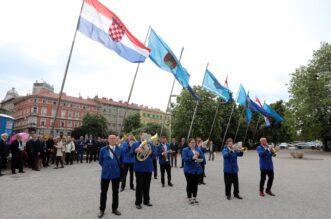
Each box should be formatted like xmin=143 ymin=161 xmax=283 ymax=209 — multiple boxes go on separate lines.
xmin=109 ymin=145 xmax=115 ymax=159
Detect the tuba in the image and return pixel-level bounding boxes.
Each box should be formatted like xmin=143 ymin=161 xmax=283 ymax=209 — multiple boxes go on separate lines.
xmin=136 ymin=133 xmax=158 ymax=161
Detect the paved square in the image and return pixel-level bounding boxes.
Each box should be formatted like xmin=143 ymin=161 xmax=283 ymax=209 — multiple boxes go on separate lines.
xmin=0 ymin=150 xmax=330 ymax=219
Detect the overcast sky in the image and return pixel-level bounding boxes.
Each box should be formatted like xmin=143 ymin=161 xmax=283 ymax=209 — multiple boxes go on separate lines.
xmin=1 ymin=0 xmax=331 ymax=111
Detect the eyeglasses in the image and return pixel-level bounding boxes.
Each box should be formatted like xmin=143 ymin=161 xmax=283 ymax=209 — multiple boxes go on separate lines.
xmin=190 ymin=141 xmax=196 ymax=144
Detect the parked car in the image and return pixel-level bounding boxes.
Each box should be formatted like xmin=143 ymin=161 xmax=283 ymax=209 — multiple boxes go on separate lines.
xmin=279 ymin=142 xmax=288 ymax=149
xmin=307 ymin=141 xmax=322 ymax=150
xmin=294 ymin=142 xmax=309 ymax=149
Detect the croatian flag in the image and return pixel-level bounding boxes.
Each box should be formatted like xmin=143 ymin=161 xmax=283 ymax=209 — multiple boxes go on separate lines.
xmin=255 ymin=96 xmax=271 ymax=127
xmin=78 ymin=0 xmax=150 ymax=63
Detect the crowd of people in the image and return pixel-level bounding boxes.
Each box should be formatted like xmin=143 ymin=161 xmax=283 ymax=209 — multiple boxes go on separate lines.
xmin=0 ymin=132 xmax=276 ymax=218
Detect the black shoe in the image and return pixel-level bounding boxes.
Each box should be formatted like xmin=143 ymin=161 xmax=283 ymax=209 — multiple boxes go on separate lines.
xmin=136 ymin=205 xmax=142 ymax=209
xmin=162 ymin=184 xmax=165 ymax=187
xmin=226 ymin=196 xmax=231 ymax=200
xmin=200 ymin=182 xmax=206 ymax=185
xmin=97 ymin=210 xmax=104 ymax=218
xmin=120 ymin=188 xmax=124 ymax=192
xmin=143 ymin=202 xmax=153 ymax=207
xmin=12 ymin=172 xmax=16 ymax=174
xmin=19 ymin=171 xmax=25 ymax=173
xmin=234 ymin=195 xmax=243 ymax=199
xmin=130 ymin=187 xmax=135 ymax=191
xmin=154 ymin=176 xmax=157 ymax=179
xmin=112 ymin=209 xmax=121 ymax=215
xmin=168 ymin=183 xmax=173 ymax=187
xmin=60 ymin=166 xmax=64 ymax=168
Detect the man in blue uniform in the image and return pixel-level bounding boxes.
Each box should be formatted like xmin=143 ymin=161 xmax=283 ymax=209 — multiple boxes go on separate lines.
xmin=257 ymin=137 xmax=276 ymax=197
xmin=222 ymin=138 xmax=243 ymax=200
xmin=157 ymin=136 xmax=173 ymax=187
xmin=120 ymin=134 xmax=135 ymax=191
xmin=130 ymin=132 xmax=154 ymax=209
xmin=97 ymin=135 xmax=122 ymax=218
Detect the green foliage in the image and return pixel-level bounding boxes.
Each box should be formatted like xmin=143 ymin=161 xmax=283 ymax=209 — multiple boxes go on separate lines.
xmin=172 ymin=86 xmax=239 ymax=147
xmin=123 ymin=113 xmax=141 ymax=133
xmin=288 ymin=42 xmax=331 ymax=141
xmin=81 ymin=113 xmax=109 ymax=138
xmin=131 ymin=122 xmax=168 ymax=139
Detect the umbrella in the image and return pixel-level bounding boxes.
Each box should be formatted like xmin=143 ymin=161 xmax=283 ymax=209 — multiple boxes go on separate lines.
xmin=8 ymin=132 xmax=30 ymax=144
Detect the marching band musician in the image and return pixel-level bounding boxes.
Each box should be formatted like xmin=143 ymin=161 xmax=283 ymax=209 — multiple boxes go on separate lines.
xmin=222 ymin=138 xmax=243 ymax=200
xmin=130 ymin=132 xmax=154 ymax=209
xmin=151 ymin=140 xmax=159 ymax=179
xmin=257 ymin=137 xmax=276 ymax=197
xmin=157 ymin=136 xmax=174 ymax=187
xmin=182 ymin=138 xmax=203 ymax=205
xmin=97 ymin=135 xmax=122 ymax=218
xmin=120 ymin=134 xmax=135 ymax=192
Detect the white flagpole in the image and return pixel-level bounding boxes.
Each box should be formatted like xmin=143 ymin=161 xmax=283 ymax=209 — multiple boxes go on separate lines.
xmin=160 ymin=47 xmax=185 ymax=137
xmin=221 ymin=85 xmax=240 ymax=147
xmin=51 ymin=0 xmax=85 ymax=136
xmin=120 ymin=26 xmax=151 ymax=135
xmin=186 ymin=63 xmax=209 ymax=140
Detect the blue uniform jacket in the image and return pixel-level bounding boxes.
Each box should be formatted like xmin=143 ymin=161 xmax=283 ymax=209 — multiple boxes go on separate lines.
xmin=182 ymin=147 xmax=203 ymax=175
xmin=222 ymin=145 xmax=243 ymax=173
xmin=157 ymin=143 xmax=171 ymax=165
xmin=257 ymin=145 xmax=274 ymax=170
xmin=99 ymin=145 xmax=122 ymax=179
xmin=150 ymin=143 xmax=158 ymax=160
xmin=130 ymin=141 xmax=154 ymax=173
xmin=75 ymin=140 xmax=85 ymax=151
xmin=121 ymin=141 xmax=135 ymax=164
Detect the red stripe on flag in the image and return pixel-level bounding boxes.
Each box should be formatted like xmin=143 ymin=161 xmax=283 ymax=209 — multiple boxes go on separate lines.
xmin=84 ymin=0 xmax=150 ymax=52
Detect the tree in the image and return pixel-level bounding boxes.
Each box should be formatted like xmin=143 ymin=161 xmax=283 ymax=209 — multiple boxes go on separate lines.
xmin=131 ymin=122 xmax=169 ymax=139
xmin=171 ymin=86 xmax=237 ymax=147
xmin=123 ymin=113 xmax=141 ymax=133
xmin=81 ymin=113 xmax=109 ymax=138
xmin=288 ymin=42 xmax=331 ymax=145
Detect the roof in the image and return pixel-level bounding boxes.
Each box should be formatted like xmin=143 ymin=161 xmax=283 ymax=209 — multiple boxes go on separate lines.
xmin=0 ymin=114 xmax=15 ymax=120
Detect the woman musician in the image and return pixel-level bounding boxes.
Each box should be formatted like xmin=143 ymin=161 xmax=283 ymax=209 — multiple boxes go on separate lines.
xmin=222 ymin=138 xmax=244 ymax=200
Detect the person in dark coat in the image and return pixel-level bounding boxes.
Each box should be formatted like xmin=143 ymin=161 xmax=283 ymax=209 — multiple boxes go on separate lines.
xmin=0 ymin=133 xmax=9 ymax=176
xmin=30 ymin=134 xmax=42 ymax=171
xmin=10 ymin=134 xmax=25 ymax=174
xmin=45 ymin=136 xmax=54 ymax=167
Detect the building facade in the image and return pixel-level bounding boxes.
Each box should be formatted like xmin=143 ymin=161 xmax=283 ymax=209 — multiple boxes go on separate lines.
xmin=140 ymin=106 xmax=169 ymax=126
xmin=13 ymin=89 xmax=98 ymax=137
xmin=94 ymin=97 xmax=140 ymax=134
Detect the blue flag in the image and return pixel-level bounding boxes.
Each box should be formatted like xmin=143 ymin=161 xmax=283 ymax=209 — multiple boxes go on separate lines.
xmin=202 ymin=69 xmax=231 ymax=102
xmin=246 ymin=108 xmax=252 ymax=124
xmin=187 ymin=85 xmax=201 ymax=101
xmin=247 ymin=97 xmax=272 ymax=118
xmin=263 ymin=103 xmax=284 ymax=123
xmin=237 ymin=84 xmax=247 ymax=106
xmin=148 ymin=29 xmax=189 ymax=88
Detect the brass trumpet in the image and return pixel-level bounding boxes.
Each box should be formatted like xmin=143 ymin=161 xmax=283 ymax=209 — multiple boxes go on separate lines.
xmin=234 ymin=144 xmax=248 ymax=153
xmin=270 ymin=146 xmax=279 ymax=157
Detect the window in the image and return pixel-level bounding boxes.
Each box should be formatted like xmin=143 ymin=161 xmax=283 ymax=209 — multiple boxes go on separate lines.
xmin=61 ymin=110 xmax=66 ymax=118
xmin=70 ymin=104 xmax=73 ymax=108
xmin=42 ymin=98 xmax=46 ymax=104
xmin=53 ymin=101 xmax=57 ymax=105
xmin=61 ymin=120 xmax=65 ymax=127
xmin=40 ymin=118 xmax=46 ymax=127
xmin=67 ymin=120 xmax=72 ymax=127
xmin=51 ymin=108 xmax=56 ymax=117
xmin=32 ymin=106 xmax=37 ymax=113
xmin=41 ymin=107 xmax=47 ymax=115
xmin=75 ymin=112 xmax=79 ymax=118
xmin=83 ymin=105 xmax=86 ymax=109
xmin=34 ymin=98 xmax=37 ymax=103
xmin=68 ymin=111 xmax=72 ymax=118
xmin=74 ymin=121 xmax=78 ymax=128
